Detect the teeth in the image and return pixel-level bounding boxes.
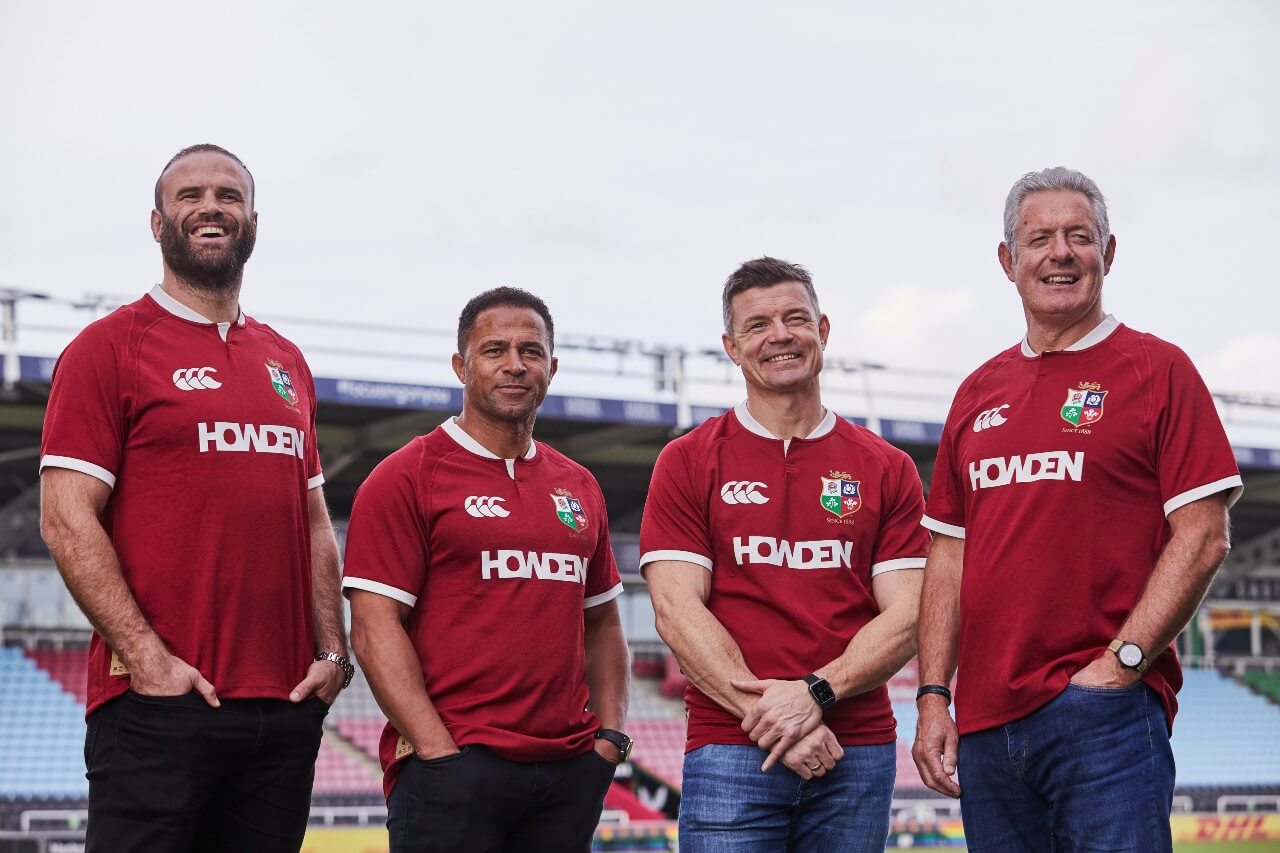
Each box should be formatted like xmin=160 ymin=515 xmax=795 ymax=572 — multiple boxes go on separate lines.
xmin=196 ymin=226 xmax=225 ymax=237
xmin=1045 ymin=276 xmax=1077 ymax=283
xmin=766 ymin=354 xmax=800 ymax=362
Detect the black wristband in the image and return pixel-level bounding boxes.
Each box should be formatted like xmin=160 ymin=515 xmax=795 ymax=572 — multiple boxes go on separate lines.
xmin=916 ymin=684 xmax=952 ymax=705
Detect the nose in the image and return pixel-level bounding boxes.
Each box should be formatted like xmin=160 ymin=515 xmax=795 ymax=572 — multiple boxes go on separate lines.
xmin=765 ymin=317 xmax=794 ymax=343
xmin=196 ymin=189 xmax=223 ymax=218
xmin=1048 ymin=232 xmax=1073 ymax=262
xmin=500 ymin=348 xmax=527 ymax=376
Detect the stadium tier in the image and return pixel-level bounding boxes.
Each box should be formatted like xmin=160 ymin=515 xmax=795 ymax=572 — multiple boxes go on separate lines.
xmin=0 ymin=648 xmax=87 ymax=800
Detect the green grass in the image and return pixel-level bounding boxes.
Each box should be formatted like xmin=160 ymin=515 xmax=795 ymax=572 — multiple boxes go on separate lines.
xmin=1174 ymin=842 xmax=1280 ymax=852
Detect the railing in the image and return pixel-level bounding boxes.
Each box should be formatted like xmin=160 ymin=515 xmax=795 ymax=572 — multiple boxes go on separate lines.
xmin=306 ymin=804 xmax=387 ymax=826
xmin=1218 ymin=795 xmax=1280 ymax=814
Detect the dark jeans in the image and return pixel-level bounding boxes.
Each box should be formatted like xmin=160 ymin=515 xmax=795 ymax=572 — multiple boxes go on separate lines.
xmin=387 ymin=745 xmax=616 ymax=853
xmin=678 ymin=743 xmax=897 ymax=853
xmin=958 ymin=682 xmax=1175 ymax=852
xmin=84 ymin=690 xmax=329 ymax=853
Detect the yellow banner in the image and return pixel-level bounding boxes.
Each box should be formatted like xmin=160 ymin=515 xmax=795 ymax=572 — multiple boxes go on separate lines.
xmin=301 ymin=828 xmax=388 ymax=853
xmin=1171 ymin=813 xmax=1280 ymax=843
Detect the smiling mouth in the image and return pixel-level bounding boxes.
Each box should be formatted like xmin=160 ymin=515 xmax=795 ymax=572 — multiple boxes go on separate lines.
xmin=191 ymin=225 xmax=228 ymax=239
xmin=1042 ymin=275 xmax=1078 ymax=284
xmin=764 ymin=353 xmax=802 ymax=364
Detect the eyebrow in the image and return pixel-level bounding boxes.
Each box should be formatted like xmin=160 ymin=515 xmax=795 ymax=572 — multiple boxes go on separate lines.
xmin=172 ymin=184 xmax=246 ymax=199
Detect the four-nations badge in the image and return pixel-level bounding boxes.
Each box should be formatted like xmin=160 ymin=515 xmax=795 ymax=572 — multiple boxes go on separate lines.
xmin=820 ymin=471 xmax=862 ymax=518
xmin=1061 ymin=381 xmax=1106 ymax=427
xmin=266 ymin=359 xmax=299 ymax=407
xmin=552 ymin=488 xmax=589 ymax=532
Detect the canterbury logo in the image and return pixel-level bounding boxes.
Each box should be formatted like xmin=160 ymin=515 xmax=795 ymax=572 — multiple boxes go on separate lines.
xmin=173 ymin=367 xmax=222 ymax=391
xmin=465 ymin=496 xmax=510 ymax=518
xmin=720 ymin=481 xmax=769 ymax=505
xmin=972 ymin=404 xmax=1010 ymax=432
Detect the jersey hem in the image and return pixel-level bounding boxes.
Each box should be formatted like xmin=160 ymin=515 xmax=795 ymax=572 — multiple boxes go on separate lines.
xmin=1162 ymin=475 xmax=1244 ymax=516
xmin=341 ymin=576 xmax=418 ymax=607
xmin=584 ymin=582 xmax=624 ymax=609
xmin=921 ymin=515 xmax=965 ymax=539
xmin=39 ymin=455 xmax=117 ymax=489
xmin=638 ymin=549 xmax=714 ymax=571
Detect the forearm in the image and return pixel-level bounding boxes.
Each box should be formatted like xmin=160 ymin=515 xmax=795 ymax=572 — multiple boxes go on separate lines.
xmin=817 ymin=595 xmax=919 ymax=700
xmin=655 ymin=598 xmax=757 ymax=719
xmin=917 ymin=539 xmax=963 ymax=687
xmin=43 ymin=515 xmax=165 ymax=668
xmin=309 ymin=520 xmax=347 ymax=654
xmin=351 ymin=616 xmax=454 ymax=754
xmin=584 ymin=618 xmax=631 ymax=730
xmin=1118 ymin=523 xmax=1230 ymax=658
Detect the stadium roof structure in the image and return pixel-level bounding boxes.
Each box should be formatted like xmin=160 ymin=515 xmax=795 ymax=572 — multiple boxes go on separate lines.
xmin=2 ymin=351 xmax=1278 ymax=585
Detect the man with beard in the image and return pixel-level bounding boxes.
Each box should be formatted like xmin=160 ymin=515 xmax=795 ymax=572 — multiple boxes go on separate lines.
xmin=39 ymin=144 xmax=350 ymax=853
xmin=343 ymin=288 xmax=630 ymax=853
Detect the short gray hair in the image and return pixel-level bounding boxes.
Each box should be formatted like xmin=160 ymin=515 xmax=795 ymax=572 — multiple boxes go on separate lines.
xmin=1003 ymin=167 xmax=1110 ymax=253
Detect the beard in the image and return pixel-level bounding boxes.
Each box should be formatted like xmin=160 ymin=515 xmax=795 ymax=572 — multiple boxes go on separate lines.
xmin=158 ymin=212 xmax=257 ymax=293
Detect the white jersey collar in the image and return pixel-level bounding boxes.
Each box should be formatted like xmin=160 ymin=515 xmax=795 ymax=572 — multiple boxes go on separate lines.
xmin=441 ymin=416 xmax=537 ymax=462
xmin=733 ymin=401 xmax=836 ymax=441
xmin=1020 ymin=314 xmax=1119 ymax=358
xmin=149 ymin=284 xmax=247 ymax=327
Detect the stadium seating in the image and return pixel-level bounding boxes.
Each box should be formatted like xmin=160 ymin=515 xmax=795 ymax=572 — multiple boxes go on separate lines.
xmin=1242 ymin=670 xmax=1280 ymax=705
xmin=1174 ymin=669 xmax=1280 ymax=787
xmin=311 ymin=732 xmax=382 ymax=795
xmin=26 ymin=649 xmax=90 ymax=705
xmin=0 ymin=648 xmax=87 ymax=799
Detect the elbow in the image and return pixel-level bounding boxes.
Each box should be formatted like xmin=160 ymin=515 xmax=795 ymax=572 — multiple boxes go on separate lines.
xmin=349 ymin=616 xmax=373 ymax=667
xmin=1208 ymin=536 xmax=1231 ymax=571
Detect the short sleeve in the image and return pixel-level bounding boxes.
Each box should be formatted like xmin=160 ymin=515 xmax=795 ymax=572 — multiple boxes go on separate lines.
xmin=922 ymin=391 xmax=969 ymax=540
xmin=299 ymin=358 xmax=324 ymax=490
xmin=341 ymin=446 xmax=429 ymax=607
xmin=871 ymin=452 xmax=931 ymax=575
xmin=583 ymin=483 xmax=623 ymax=609
xmin=638 ymin=441 xmax=713 ymax=573
xmin=1152 ymin=348 xmax=1243 ymax=516
xmin=39 ymin=326 xmax=127 ymax=488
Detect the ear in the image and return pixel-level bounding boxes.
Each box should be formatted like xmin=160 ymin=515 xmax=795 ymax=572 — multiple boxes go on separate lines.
xmin=548 ymin=355 xmax=558 ymax=382
xmin=722 ymin=332 xmax=741 ymax=366
xmin=150 ymin=209 xmax=163 ymax=244
xmin=998 ymin=242 xmax=1016 ymax=283
xmin=818 ymin=314 xmax=830 ymax=348
xmin=451 ymin=352 xmax=466 ymax=384
xmin=251 ymin=210 xmax=259 ymax=228
xmin=1102 ymin=234 xmax=1116 ymax=275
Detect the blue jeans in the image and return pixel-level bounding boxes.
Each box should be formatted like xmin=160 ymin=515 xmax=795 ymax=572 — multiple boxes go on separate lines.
xmin=679 ymin=742 xmax=896 ymax=853
xmin=958 ymin=682 xmax=1175 ymax=852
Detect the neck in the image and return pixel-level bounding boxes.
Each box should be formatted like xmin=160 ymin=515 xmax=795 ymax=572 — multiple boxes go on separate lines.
xmin=160 ymin=271 xmax=242 ymax=324
xmin=744 ymin=382 xmax=826 ymax=440
xmin=455 ymin=408 xmax=536 ymax=459
xmin=1024 ymin=303 xmax=1105 ymax=355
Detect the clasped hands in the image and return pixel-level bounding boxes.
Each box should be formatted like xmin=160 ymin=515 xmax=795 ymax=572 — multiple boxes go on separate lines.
xmin=733 ymin=677 xmax=840 ymax=781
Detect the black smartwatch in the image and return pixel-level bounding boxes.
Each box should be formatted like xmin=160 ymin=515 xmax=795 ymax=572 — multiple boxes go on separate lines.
xmin=803 ymin=674 xmax=837 ymax=710
xmin=594 ymin=729 xmax=633 ymax=762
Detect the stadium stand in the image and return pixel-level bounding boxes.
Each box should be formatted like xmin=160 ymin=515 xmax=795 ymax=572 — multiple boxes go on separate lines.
xmin=1243 ymin=670 xmax=1280 ymax=705
xmin=0 ymin=648 xmax=87 ymax=800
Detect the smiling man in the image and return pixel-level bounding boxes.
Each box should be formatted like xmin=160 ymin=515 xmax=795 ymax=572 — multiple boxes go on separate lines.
xmin=39 ymin=145 xmax=349 ymax=852
xmin=640 ymin=258 xmax=929 ymax=852
xmin=343 ymin=288 xmax=630 ymax=853
xmin=912 ymin=168 xmax=1243 ymax=852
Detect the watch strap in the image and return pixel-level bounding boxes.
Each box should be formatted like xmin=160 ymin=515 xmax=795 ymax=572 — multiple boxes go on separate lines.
xmin=802 ymin=673 xmax=837 ymax=710
xmin=1107 ymin=639 xmax=1150 ymax=675
xmin=594 ymin=728 xmax=632 ymax=762
xmin=315 ymin=651 xmax=355 ymax=689
xmin=916 ymin=684 xmax=952 ymax=705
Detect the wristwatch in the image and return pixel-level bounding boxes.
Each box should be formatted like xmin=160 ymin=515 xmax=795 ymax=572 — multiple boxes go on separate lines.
xmin=803 ymin=674 xmax=837 ymax=710
xmin=1107 ymin=639 xmax=1150 ymax=675
xmin=594 ymin=729 xmax=633 ymax=762
xmin=315 ymin=651 xmax=355 ymax=689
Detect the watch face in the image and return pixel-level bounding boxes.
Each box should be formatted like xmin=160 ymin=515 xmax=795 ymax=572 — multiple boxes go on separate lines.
xmin=810 ymin=680 xmax=837 ymax=706
xmin=1119 ymin=644 xmax=1143 ymax=667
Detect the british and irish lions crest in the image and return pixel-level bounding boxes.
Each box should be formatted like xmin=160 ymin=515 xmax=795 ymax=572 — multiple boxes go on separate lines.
xmin=820 ymin=471 xmax=861 ymax=518
xmin=266 ymin=359 xmax=298 ymax=407
xmin=1061 ymin=382 xmax=1106 ymax=427
xmin=551 ymin=488 xmax=589 ymax=532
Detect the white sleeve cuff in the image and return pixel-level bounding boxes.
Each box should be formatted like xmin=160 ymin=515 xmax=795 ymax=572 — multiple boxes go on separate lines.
xmin=584 ymin=582 xmax=624 ymax=609
xmin=341 ymin=576 xmax=417 ymax=607
xmin=871 ymin=557 xmax=927 ymax=576
xmin=921 ymin=515 xmax=965 ymax=539
xmin=638 ymin=549 xmax=714 ymax=572
xmin=40 ymin=455 xmax=117 ymax=489
xmin=1163 ymin=475 xmax=1244 ymax=517
xmin=307 ymin=473 xmax=325 ymax=490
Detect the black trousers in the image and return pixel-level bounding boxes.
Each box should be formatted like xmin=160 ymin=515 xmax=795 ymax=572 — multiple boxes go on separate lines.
xmin=387 ymin=745 xmax=616 ymax=853
xmin=84 ymin=690 xmax=328 ymax=853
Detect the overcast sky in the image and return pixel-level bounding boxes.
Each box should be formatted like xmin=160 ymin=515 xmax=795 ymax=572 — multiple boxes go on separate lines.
xmin=2 ymin=1 xmax=1277 ymax=419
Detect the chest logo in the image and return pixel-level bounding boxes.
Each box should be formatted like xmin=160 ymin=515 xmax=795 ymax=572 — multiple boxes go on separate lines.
xmin=721 ymin=481 xmax=769 ymax=505
xmin=172 ymin=366 xmax=222 ymax=391
xmin=552 ymin=488 xmax=589 ymax=531
xmin=972 ymin=404 xmax=1010 ymax=432
xmin=1061 ymin=382 xmax=1106 ymax=427
xmin=266 ymin=360 xmax=299 ymax=407
xmin=465 ymin=496 xmax=510 ymax=518
xmin=820 ymin=471 xmax=861 ymax=518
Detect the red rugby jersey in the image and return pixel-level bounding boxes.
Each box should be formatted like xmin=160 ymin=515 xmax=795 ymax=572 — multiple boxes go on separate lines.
xmin=639 ymin=403 xmax=930 ymax=752
xmin=923 ymin=316 xmax=1243 ymax=735
xmin=40 ymin=286 xmax=324 ymax=715
xmin=341 ymin=418 xmax=624 ymax=798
